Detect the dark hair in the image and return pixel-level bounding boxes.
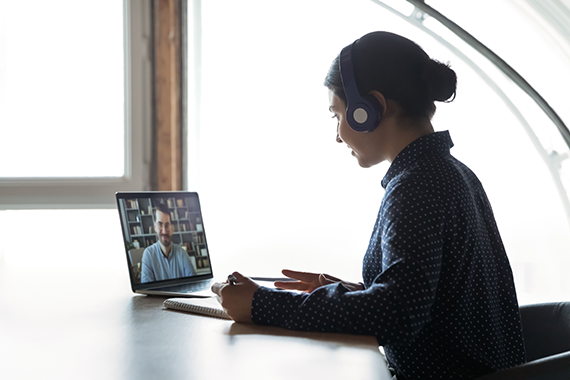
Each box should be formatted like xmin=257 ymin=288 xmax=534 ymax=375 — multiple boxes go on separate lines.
xmin=155 ymin=202 xmax=171 ymax=221
xmin=324 ymin=31 xmax=457 ymax=118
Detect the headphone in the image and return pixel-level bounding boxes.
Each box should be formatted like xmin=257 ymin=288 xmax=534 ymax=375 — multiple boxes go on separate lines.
xmin=339 ymin=43 xmax=383 ymax=133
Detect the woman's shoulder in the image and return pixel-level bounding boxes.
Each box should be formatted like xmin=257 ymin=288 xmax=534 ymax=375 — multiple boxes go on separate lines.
xmin=386 ymin=153 xmax=479 ymax=200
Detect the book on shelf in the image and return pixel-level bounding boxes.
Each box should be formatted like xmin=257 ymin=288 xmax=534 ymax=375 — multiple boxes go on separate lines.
xmin=177 ymin=199 xmax=184 ymax=207
xmin=167 ymin=199 xmax=175 ymax=208
xmin=126 ymin=199 xmax=139 ymax=209
xmin=196 ymin=257 xmax=210 ymax=269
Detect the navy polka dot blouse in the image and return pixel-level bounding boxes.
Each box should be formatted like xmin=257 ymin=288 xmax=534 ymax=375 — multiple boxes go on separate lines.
xmin=251 ymin=131 xmax=526 ymax=379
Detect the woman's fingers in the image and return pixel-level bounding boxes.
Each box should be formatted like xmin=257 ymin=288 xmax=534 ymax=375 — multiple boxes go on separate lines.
xmin=211 ymin=272 xmax=259 ymax=323
xmin=281 ymin=269 xmax=320 ymax=282
xmin=318 ymin=273 xmax=336 ymax=286
xmin=211 ymin=281 xmax=226 ymax=296
xmin=274 ymin=280 xmax=313 ymax=291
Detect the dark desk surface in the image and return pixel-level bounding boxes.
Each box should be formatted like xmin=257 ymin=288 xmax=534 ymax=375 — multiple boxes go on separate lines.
xmin=0 ymin=262 xmax=391 ymax=380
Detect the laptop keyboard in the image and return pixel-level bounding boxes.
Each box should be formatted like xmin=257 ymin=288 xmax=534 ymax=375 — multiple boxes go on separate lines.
xmin=159 ymin=280 xmax=214 ymax=293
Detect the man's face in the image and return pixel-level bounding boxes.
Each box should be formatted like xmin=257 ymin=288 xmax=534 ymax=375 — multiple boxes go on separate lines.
xmin=155 ymin=210 xmax=173 ymax=247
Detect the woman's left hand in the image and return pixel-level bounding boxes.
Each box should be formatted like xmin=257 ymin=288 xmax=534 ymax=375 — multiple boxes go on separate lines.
xmin=276 ymin=269 xmax=365 ymax=293
xmin=211 ymin=272 xmax=259 ymax=323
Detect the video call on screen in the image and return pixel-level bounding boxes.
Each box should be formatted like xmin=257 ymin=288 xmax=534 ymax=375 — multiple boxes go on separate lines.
xmin=119 ymin=195 xmax=212 ymax=284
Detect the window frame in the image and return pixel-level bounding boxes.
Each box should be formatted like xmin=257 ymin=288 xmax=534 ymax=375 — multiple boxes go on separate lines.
xmin=0 ymin=0 xmax=153 ymax=210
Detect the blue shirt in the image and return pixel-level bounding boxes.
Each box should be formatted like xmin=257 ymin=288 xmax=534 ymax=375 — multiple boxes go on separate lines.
xmin=251 ymin=131 xmax=525 ymax=379
xmin=141 ymin=242 xmax=196 ymax=283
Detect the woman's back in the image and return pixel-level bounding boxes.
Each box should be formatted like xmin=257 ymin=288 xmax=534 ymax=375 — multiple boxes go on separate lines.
xmin=368 ymin=131 xmax=525 ymax=379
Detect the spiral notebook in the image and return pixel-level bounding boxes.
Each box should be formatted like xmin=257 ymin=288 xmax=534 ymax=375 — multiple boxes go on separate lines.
xmin=163 ymin=297 xmax=231 ymax=319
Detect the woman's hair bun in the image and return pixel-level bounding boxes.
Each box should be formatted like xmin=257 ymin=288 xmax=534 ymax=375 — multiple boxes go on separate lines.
xmin=325 ymin=32 xmax=458 ymax=118
xmin=422 ymin=60 xmax=457 ymax=102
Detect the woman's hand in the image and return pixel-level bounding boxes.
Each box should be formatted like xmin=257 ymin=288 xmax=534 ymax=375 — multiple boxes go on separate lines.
xmin=211 ymin=272 xmax=259 ymax=323
xmin=275 ymin=269 xmax=365 ymax=293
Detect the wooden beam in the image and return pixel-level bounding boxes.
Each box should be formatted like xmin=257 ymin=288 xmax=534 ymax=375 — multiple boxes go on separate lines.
xmin=153 ymin=0 xmax=182 ymax=191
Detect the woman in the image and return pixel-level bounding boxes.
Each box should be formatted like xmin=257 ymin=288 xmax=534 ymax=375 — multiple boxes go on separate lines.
xmin=212 ymin=31 xmax=525 ymax=379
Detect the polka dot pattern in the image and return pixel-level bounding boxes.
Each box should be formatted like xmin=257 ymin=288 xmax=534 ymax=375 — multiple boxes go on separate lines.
xmin=251 ymin=131 xmax=526 ymax=379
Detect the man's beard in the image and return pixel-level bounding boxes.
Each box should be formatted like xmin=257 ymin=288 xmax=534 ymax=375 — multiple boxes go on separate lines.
xmin=160 ymin=235 xmax=171 ymax=247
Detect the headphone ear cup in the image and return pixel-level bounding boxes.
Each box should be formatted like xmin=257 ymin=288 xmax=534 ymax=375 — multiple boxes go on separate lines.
xmin=340 ymin=44 xmax=383 ymax=133
xmin=345 ymin=94 xmax=383 ymax=133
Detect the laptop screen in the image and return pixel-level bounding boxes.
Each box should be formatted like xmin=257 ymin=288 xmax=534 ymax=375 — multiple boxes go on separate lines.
xmin=116 ymin=191 xmax=213 ymax=288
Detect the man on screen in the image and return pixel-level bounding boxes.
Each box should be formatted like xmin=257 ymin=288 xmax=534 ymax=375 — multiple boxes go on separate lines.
xmin=141 ymin=202 xmax=196 ymax=283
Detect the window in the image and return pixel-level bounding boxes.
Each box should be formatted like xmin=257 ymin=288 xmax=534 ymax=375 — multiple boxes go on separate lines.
xmin=0 ymin=0 xmax=152 ymax=209
xmin=187 ymin=0 xmax=570 ymax=304
xmin=0 ymin=0 xmax=153 ymax=270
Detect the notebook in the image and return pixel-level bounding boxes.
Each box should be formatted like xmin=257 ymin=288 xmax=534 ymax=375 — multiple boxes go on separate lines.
xmin=163 ymin=297 xmax=231 ymax=319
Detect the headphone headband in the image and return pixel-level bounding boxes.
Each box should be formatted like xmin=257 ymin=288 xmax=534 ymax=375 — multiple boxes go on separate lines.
xmin=339 ymin=43 xmax=382 ymax=133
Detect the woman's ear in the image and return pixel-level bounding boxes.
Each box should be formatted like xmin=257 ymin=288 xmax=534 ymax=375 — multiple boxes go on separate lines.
xmin=369 ymin=90 xmax=387 ymax=117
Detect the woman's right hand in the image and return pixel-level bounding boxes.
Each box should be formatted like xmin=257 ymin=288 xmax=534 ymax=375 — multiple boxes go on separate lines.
xmin=275 ymin=269 xmax=364 ymax=293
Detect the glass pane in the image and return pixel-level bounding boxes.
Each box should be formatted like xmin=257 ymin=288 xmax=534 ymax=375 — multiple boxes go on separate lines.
xmin=0 ymin=0 xmax=124 ymax=177
xmin=419 ymin=21 xmax=570 ymax=305
xmin=188 ymin=0 xmax=570 ymax=304
xmin=427 ymin=0 xmax=570 ymax=141
xmin=419 ymin=1 xmax=570 ymax=304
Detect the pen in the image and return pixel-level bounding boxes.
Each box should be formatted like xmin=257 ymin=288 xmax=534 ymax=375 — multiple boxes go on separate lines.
xmin=227 ymin=274 xmax=237 ymax=285
xmin=250 ymin=277 xmax=296 ymax=282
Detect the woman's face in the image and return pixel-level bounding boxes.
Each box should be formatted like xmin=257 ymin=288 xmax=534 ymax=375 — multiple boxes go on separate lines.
xmin=328 ymin=90 xmax=385 ymax=168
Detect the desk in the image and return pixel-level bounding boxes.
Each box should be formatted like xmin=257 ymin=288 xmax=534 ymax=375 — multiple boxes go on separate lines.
xmin=0 ymin=263 xmax=391 ymax=380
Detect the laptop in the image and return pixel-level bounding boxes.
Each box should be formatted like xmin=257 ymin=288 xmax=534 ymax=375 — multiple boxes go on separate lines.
xmin=116 ymin=191 xmax=221 ymax=297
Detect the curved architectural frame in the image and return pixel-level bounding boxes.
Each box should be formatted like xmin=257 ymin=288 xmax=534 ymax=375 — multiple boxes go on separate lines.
xmin=370 ymin=0 xmax=570 ymax=226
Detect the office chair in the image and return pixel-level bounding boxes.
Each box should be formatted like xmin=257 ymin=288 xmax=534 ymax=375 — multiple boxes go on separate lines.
xmin=128 ymin=248 xmax=146 ymax=281
xmin=476 ymin=302 xmax=570 ymax=380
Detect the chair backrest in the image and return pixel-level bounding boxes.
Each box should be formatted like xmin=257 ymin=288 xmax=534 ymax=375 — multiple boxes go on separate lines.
xmin=520 ymin=302 xmax=570 ymax=362
xmin=476 ymin=302 xmax=570 ymax=380
xmin=128 ymin=248 xmax=146 ymax=268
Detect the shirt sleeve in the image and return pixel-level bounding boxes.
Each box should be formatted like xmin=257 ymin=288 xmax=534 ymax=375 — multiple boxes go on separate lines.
xmin=252 ymin=178 xmax=445 ymax=345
